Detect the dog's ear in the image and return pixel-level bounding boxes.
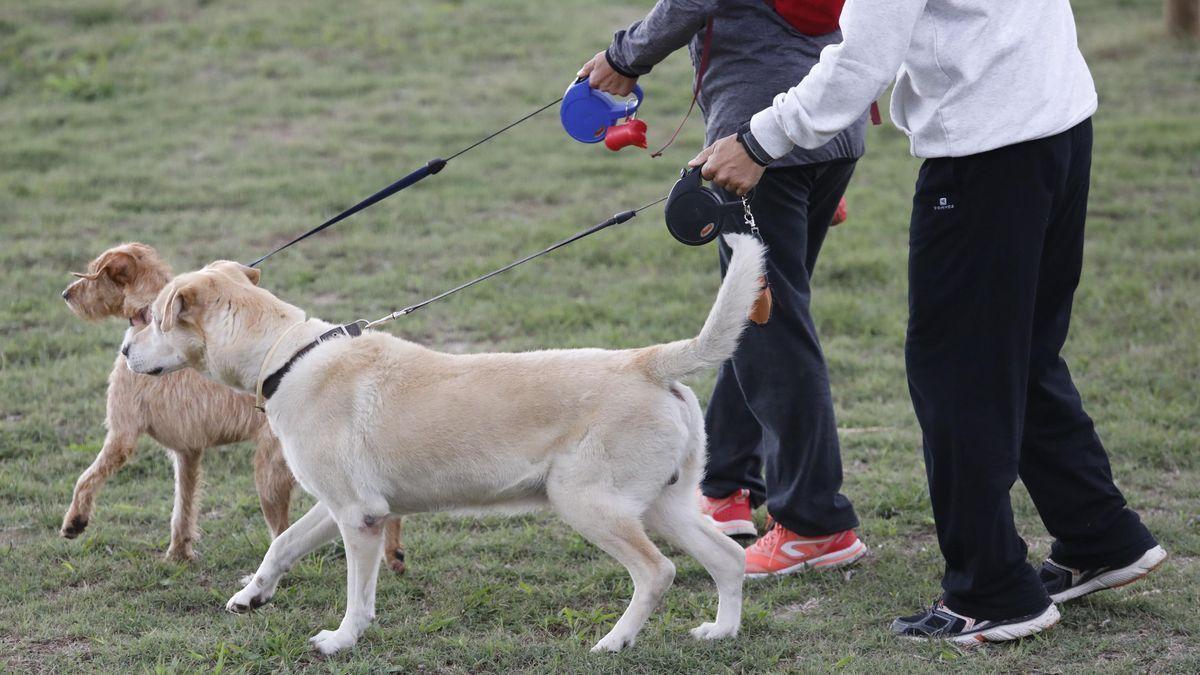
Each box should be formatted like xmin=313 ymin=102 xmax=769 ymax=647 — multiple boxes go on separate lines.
xmin=94 ymin=250 xmax=138 ymax=286
xmin=205 ymin=261 xmax=261 ymax=286
xmin=159 ymin=281 xmax=201 ymax=333
xmin=238 ymin=263 xmax=261 ymax=287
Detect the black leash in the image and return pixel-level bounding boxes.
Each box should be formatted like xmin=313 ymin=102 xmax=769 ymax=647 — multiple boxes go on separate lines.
xmin=247 ymin=96 xmax=564 ymax=268
xmin=258 ymin=194 xmax=668 ymax=403
xmin=362 ymin=195 xmax=668 ymax=327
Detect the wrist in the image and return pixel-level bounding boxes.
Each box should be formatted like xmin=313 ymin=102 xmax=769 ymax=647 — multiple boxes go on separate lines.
xmin=604 ymin=47 xmax=641 ymax=80
xmin=736 ymin=122 xmax=773 ymax=167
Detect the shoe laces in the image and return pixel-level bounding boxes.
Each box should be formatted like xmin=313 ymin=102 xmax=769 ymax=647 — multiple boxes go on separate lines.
xmin=756 ymin=517 xmax=785 ymax=550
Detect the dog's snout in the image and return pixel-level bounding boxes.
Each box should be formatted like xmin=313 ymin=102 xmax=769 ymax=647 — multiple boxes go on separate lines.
xmin=61 ymin=288 xmax=71 ymax=300
xmin=121 ymin=343 xmax=130 ymax=358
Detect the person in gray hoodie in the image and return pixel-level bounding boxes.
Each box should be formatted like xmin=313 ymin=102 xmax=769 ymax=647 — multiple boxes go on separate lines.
xmin=694 ymin=0 xmax=1165 ymax=645
xmin=580 ymin=0 xmax=870 ymax=579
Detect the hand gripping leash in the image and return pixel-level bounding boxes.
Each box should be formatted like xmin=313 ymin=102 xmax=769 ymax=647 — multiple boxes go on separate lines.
xmin=359 ymin=195 xmax=667 ymax=329
xmin=246 ymin=96 xmax=564 ymax=268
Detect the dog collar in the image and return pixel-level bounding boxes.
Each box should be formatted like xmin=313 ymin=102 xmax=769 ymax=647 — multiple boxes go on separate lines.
xmin=255 ymin=321 xmax=364 ymax=410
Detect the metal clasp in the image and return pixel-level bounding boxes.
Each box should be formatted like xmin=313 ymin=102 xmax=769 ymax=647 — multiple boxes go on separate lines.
xmin=741 ymin=193 xmax=760 ymax=240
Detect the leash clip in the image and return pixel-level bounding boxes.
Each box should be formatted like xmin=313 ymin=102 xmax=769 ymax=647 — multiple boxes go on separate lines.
xmin=742 ymin=193 xmax=761 ymax=240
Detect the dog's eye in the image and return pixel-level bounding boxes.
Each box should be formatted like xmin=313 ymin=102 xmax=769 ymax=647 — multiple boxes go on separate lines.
xmin=131 ymin=308 xmax=150 ymax=328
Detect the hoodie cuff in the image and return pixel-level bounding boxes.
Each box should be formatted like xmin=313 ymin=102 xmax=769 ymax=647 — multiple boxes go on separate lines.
xmin=736 ymin=122 xmax=773 ymax=167
xmin=749 ymin=109 xmax=796 ymax=161
xmin=604 ymin=47 xmax=642 ymax=79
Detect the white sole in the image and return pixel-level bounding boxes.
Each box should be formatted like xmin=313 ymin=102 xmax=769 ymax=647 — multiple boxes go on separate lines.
xmin=952 ymin=603 xmax=1061 ymax=646
xmin=707 ymin=516 xmax=757 ymax=538
xmin=899 ymin=604 xmax=1061 ymax=646
xmin=1050 ymin=545 xmax=1168 ymax=604
xmin=745 ymin=539 xmax=868 ymax=579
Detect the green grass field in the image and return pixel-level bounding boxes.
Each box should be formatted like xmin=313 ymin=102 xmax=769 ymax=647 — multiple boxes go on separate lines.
xmin=1 ymin=0 xmax=1197 ymax=672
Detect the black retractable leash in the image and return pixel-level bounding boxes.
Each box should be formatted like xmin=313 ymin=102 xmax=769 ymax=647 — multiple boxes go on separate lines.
xmin=663 ymin=167 xmax=744 ymax=246
xmin=361 ymin=194 xmax=668 ymax=328
xmin=257 ymin=194 xmax=669 ymax=404
xmin=361 ymin=167 xmax=742 ymax=326
xmin=246 ymin=96 xmax=564 ymax=268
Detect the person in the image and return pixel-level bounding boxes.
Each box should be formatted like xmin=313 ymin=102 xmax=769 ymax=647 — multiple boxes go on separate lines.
xmin=691 ymin=0 xmax=1167 ymax=644
xmin=579 ymin=0 xmax=868 ymax=578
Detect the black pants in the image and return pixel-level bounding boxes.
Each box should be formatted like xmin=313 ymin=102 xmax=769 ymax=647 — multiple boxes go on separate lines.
xmin=701 ymin=160 xmax=860 ymax=537
xmin=906 ymin=118 xmax=1157 ymax=619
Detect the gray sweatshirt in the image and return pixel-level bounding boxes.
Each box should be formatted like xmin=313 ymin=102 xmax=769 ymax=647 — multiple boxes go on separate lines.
xmin=607 ymin=0 xmax=867 ymax=168
xmin=748 ymin=0 xmax=1098 ymax=159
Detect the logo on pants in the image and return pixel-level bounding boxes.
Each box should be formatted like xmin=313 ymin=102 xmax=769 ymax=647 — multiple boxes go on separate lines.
xmin=934 ymin=196 xmax=955 ymax=211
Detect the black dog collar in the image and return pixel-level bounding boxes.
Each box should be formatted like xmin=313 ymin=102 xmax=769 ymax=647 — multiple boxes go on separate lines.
xmin=260 ymin=322 xmax=364 ymax=403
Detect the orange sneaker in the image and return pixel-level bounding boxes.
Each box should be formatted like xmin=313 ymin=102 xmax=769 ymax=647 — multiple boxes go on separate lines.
xmin=744 ymin=520 xmax=867 ymax=579
xmin=698 ymin=488 xmax=757 ymax=538
xmin=831 ymin=196 xmax=849 ymax=226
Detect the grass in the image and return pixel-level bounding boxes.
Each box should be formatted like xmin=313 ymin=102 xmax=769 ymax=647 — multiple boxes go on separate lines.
xmin=0 ymin=0 xmax=1197 ymax=672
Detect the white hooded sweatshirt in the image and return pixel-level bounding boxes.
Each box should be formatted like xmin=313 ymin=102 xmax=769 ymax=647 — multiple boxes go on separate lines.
xmin=748 ymin=0 xmax=1098 ymax=159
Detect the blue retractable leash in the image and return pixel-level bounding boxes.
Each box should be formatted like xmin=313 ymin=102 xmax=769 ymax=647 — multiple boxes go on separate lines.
xmin=247 ymin=80 xmax=649 ymax=268
xmin=246 ymin=95 xmax=566 ymax=267
xmin=245 ymin=77 xmax=739 ymax=319
xmin=560 ymin=79 xmax=647 ymax=150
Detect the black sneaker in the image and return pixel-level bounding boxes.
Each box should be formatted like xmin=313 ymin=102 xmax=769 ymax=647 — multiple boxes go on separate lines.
xmin=891 ymin=600 xmax=1060 ymax=646
xmin=1040 ymin=544 xmax=1167 ymax=603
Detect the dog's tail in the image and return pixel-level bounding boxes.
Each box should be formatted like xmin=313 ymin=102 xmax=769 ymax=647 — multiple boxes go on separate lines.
xmin=637 ymin=233 xmax=767 ymax=384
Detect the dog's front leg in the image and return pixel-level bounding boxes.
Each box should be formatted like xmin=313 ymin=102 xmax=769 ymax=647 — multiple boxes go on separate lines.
xmin=252 ymin=432 xmax=294 ymax=539
xmin=61 ymin=428 xmax=139 ymax=539
xmin=309 ymin=515 xmax=386 ymax=655
xmin=227 ymin=502 xmax=339 ymax=612
xmin=383 ymin=517 xmax=405 ymax=574
xmin=165 ymin=449 xmax=203 ymax=561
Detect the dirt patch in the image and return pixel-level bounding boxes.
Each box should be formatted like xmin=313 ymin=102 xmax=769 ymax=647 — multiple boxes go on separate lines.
xmin=774 ymin=597 xmax=823 ymax=622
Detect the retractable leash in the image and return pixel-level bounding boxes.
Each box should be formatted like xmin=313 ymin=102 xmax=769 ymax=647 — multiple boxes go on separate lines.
xmin=248 ymin=80 xmax=654 ymax=268
xmin=246 ymin=96 xmax=565 ymax=268
xmin=359 ymin=194 xmax=667 ymax=329
xmin=257 ymin=194 xmax=667 ymax=407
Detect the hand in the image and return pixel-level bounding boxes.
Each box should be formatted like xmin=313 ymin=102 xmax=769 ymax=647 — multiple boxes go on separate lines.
xmin=688 ymin=134 xmax=766 ymax=196
xmin=578 ymin=51 xmax=638 ymax=97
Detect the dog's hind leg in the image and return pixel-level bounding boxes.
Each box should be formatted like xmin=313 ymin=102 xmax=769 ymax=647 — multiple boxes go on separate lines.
xmin=309 ymin=512 xmax=386 ymax=655
xmin=383 ymin=517 xmax=405 ymax=574
xmin=61 ymin=426 xmax=139 ymax=539
xmin=644 ymin=485 xmax=744 ymax=641
xmin=644 ymin=387 xmax=744 ymax=641
xmin=548 ymin=479 xmax=675 ymax=653
xmin=165 ymin=448 xmax=204 ymax=561
xmin=252 ymin=432 xmax=294 ymax=538
xmin=226 ymin=502 xmax=339 ymax=613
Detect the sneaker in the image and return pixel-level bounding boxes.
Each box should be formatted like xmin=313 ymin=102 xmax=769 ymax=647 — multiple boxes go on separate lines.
xmin=698 ymin=488 xmax=757 ymax=538
xmin=831 ymin=196 xmax=848 ymax=226
xmin=744 ymin=520 xmax=866 ymax=578
xmin=891 ymin=600 xmax=1060 ymax=646
xmin=1040 ymin=544 xmax=1167 ymax=604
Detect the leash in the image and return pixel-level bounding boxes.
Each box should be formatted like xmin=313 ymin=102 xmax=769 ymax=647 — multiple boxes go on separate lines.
xmin=246 ymin=96 xmax=564 ymax=268
xmin=650 ymin=17 xmax=714 ymax=158
xmin=360 ymin=194 xmax=668 ymax=329
xmin=255 ymin=194 xmax=668 ymax=404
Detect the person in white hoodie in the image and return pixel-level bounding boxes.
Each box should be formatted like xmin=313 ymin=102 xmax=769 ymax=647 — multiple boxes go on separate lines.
xmin=691 ymin=0 xmax=1167 ymax=644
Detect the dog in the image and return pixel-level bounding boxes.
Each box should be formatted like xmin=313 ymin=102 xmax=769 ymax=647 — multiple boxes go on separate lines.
xmin=120 ymin=233 xmax=765 ymax=654
xmin=61 ymin=243 xmax=405 ymax=571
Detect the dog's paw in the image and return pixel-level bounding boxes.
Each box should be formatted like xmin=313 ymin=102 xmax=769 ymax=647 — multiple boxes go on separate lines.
xmin=590 ymin=631 xmax=635 ymax=653
xmin=225 ymin=583 xmax=271 ymax=614
xmin=60 ymin=515 xmax=88 ymax=539
xmin=387 ymin=548 xmax=406 ymax=575
xmin=689 ymin=622 xmax=738 ymax=641
xmin=164 ymin=546 xmax=197 ymax=563
xmin=309 ymin=629 xmax=357 ymax=655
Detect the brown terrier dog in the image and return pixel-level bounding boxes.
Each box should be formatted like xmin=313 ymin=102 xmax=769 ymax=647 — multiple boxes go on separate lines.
xmin=61 ymin=243 xmax=406 ymax=571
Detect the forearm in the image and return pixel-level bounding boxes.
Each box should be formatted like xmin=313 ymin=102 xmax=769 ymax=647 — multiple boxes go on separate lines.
xmin=748 ymin=0 xmax=927 ymax=157
xmin=607 ymin=0 xmax=718 ymax=76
